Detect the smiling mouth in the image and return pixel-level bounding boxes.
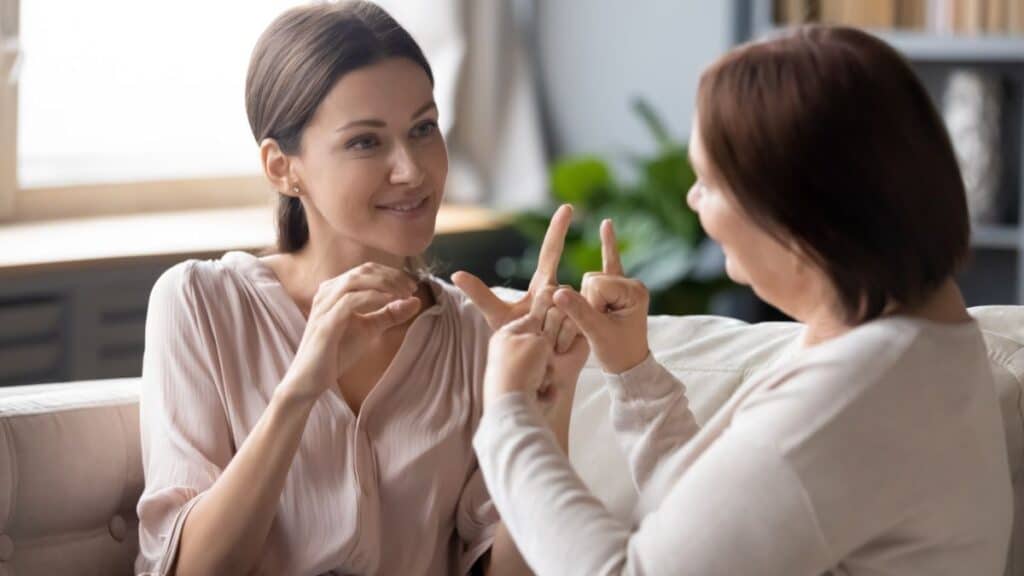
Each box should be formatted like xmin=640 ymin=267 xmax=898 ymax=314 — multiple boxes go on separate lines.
xmin=376 ymin=196 xmax=429 ymax=214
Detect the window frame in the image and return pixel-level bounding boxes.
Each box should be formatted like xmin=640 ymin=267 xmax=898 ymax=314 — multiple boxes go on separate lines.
xmin=0 ymin=0 xmax=281 ymax=223
xmin=1 ymin=0 xmax=18 ymax=220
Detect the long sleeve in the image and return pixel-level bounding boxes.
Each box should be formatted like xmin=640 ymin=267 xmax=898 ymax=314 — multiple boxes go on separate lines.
xmin=472 ymin=393 xmax=833 ymax=576
xmin=135 ymin=263 xmax=234 ymax=576
xmin=603 ymin=354 xmax=700 ymax=501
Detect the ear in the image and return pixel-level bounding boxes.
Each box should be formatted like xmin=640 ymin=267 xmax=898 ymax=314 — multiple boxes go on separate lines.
xmin=260 ymin=138 xmax=301 ymax=198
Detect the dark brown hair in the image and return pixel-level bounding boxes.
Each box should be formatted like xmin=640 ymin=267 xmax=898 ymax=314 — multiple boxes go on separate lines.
xmin=246 ymin=1 xmax=434 ymax=253
xmin=697 ymin=25 xmax=969 ymax=323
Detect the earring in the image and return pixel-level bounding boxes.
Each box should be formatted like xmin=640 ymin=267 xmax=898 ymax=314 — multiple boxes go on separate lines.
xmin=291 ymin=185 xmax=300 ymax=194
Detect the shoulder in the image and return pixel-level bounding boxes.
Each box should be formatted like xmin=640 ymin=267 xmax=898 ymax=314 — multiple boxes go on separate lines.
xmin=735 ymin=317 xmax=989 ymax=449
xmin=148 ymin=254 xmax=253 ymax=321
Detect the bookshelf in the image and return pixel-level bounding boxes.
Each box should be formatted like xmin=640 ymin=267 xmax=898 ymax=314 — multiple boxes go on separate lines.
xmin=733 ymin=0 xmax=1024 ymax=305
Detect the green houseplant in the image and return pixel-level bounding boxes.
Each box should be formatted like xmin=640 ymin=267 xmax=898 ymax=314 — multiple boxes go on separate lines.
xmin=496 ymin=98 xmax=732 ymax=315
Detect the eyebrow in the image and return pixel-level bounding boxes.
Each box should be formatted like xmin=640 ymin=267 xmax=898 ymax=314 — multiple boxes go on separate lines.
xmin=335 ymin=101 xmax=438 ymax=132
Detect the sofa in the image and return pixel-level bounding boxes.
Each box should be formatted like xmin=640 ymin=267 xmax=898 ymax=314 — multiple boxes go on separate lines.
xmin=1 ymin=306 xmax=1021 ymax=575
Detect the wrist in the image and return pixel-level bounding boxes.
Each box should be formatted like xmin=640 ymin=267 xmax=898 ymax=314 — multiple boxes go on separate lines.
xmin=603 ymin=348 xmax=651 ymax=375
xmin=484 ymin=378 xmax=527 ymax=410
xmin=272 ymin=374 xmax=322 ymax=412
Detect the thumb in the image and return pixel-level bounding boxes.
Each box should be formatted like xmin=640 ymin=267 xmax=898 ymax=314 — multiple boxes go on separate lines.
xmin=361 ymin=297 xmax=421 ymax=333
xmin=552 ymin=288 xmax=604 ymax=339
xmin=452 ymin=271 xmax=508 ymax=329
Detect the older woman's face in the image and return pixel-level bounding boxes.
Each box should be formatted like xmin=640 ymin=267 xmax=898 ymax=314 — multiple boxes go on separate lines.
xmin=686 ymin=118 xmax=809 ymax=310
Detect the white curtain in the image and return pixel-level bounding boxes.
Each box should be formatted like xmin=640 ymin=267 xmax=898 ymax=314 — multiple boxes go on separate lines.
xmin=389 ymin=0 xmax=548 ymax=209
xmin=450 ymin=0 xmax=548 ymax=209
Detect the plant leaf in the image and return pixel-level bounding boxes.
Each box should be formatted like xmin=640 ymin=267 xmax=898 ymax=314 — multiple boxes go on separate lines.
xmin=550 ymin=157 xmax=614 ymax=205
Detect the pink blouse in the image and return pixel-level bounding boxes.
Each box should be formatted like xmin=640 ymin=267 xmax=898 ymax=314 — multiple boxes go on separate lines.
xmin=135 ymin=251 xmax=497 ymax=575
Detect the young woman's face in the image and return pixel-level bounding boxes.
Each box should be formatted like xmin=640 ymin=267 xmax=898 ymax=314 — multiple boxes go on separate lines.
xmin=293 ymin=57 xmax=447 ymax=259
xmin=686 ymin=117 xmax=807 ymax=308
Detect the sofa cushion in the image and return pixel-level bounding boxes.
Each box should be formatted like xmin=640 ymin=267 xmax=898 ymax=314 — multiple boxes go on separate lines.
xmin=0 ymin=379 xmax=141 ymax=576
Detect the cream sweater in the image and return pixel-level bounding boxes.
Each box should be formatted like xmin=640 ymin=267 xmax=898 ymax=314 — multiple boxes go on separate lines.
xmin=474 ymin=316 xmax=1013 ymax=575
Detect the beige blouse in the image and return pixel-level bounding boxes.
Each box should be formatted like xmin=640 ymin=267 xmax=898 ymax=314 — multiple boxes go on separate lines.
xmin=475 ymin=316 xmax=1013 ymax=575
xmin=135 ymin=251 xmax=497 ymax=576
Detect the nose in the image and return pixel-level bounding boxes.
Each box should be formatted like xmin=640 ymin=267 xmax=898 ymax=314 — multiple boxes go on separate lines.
xmin=390 ymin=143 xmax=425 ymax=188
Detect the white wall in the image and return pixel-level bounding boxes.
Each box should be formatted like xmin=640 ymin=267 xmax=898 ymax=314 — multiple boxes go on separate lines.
xmin=535 ymin=1 xmax=735 ymax=160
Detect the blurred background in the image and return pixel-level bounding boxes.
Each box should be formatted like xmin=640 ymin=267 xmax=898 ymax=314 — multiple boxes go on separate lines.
xmin=0 ymin=0 xmax=1022 ymax=386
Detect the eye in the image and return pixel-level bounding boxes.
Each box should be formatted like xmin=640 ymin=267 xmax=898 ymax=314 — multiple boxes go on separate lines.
xmin=410 ymin=120 xmax=438 ymax=139
xmin=346 ymin=134 xmax=380 ymax=151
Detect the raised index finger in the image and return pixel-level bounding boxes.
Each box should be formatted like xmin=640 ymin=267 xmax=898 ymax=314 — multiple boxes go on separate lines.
xmin=601 ymin=219 xmax=624 ymax=276
xmin=529 ymin=204 xmax=574 ymax=290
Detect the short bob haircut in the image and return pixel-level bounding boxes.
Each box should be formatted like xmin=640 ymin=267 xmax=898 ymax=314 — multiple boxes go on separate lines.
xmin=697 ymin=25 xmax=970 ymax=323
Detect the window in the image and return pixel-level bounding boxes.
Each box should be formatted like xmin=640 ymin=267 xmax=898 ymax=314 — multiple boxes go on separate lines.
xmin=3 ymin=0 xmax=462 ymax=221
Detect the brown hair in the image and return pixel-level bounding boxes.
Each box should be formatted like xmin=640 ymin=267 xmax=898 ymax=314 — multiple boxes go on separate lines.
xmin=697 ymin=25 xmax=969 ymax=323
xmin=246 ymin=1 xmax=434 ymax=254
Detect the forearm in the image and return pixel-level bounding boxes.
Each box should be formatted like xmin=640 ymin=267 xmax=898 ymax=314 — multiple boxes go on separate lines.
xmin=174 ymin=380 xmax=316 ymax=576
xmin=605 ymin=354 xmax=699 ymax=494
xmin=474 ymin=394 xmax=632 ymax=576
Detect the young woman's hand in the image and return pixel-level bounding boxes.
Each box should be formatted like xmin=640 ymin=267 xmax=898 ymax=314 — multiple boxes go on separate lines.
xmin=280 ymin=262 xmax=422 ymax=404
xmin=553 ymin=219 xmax=651 ymax=374
xmin=452 ymin=204 xmax=580 ymax=354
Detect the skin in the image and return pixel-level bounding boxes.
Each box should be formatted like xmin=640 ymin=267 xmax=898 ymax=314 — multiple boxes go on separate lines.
xmin=172 ymin=57 xmax=578 ymax=576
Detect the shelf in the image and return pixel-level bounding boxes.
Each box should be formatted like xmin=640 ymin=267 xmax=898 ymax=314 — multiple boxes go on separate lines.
xmin=972 ymin=224 xmax=1020 ymax=250
xmin=877 ymin=32 xmax=1024 ymax=63
xmin=760 ymin=27 xmax=1024 ymax=63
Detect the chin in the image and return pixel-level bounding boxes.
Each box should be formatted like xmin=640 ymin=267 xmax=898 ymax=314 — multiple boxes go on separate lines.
xmin=723 ymin=257 xmax=750 ymax=286
xmin=389 ymin=229 xmax=436 ymax=258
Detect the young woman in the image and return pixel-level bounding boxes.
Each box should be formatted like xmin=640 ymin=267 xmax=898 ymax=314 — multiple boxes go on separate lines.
xmin=472 ymin=26 xmax=1014 ymax=575
xmin=134 ymin=2 xmax=580 ymax=575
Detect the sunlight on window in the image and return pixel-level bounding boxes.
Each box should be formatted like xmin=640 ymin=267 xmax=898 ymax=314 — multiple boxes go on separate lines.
xmin=18 ymin=0 xmax=460 ymax=188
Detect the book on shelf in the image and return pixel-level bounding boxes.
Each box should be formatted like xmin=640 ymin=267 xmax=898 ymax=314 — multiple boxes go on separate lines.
xmin=1011 ymin=0 xmax=1024 ymax=32
xmin=773 ymin=0 xmax=1024 ymax=34
xmin=953 ymin=0 xmax=986 ymax=34
xmin=985 ymin=0 xmax=1008 ymax=33
xmin=897 ymin=0 xmax=928 ymax=29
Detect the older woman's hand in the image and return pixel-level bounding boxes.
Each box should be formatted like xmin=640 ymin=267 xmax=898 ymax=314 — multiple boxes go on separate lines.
xmin=452 ymin=204 xmax=580 ymax=355
xmin=553 ymin=219 xmax=651 ymax=374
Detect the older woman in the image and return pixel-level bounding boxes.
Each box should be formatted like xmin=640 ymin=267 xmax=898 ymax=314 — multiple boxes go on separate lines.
xmin=469 ymin=26 xmax=1014 ymax=575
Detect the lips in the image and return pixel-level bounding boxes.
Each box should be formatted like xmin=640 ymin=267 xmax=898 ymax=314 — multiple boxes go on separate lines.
xmin=375 ymin=193 xmax=432 ymax=217
xmin=377 ymin=197 xmax=426 ymax=211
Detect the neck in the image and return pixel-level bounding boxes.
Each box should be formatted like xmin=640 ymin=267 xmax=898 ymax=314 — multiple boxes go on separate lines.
xmin=273 ymin=234 xmax=417 ymax=318
xmin=890 ymin=278 xmax=970 ymax=324
xmin=294 ymin=237 xmax=409 ymax=287
xmin=796 ymin=277 xmax=968 ymax=349
xmin=798 ymin=303 xmax=852 ymax=349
